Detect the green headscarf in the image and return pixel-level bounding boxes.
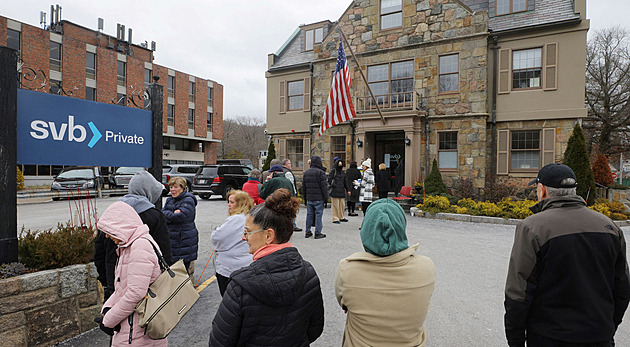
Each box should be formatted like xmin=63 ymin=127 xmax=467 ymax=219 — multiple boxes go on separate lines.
xmin=360 ymin=199 xmax=408 ymax=256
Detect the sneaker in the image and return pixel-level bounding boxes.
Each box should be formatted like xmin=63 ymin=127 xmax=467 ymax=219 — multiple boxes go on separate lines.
xmin=294 ymin=226 xmax=303 ymax=232
xmin=305 ymin=232 xmax=313 ymax=238
xmin=340 ymin=218 xmax=348 ymax=222
xmin=314 ymin=234 xmax=326 ymax=239
xmin=333 ymin=221 xmax=341 ymax=224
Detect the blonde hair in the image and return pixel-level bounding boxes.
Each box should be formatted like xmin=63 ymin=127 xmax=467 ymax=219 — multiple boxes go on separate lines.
xmin=227 ymin=190 xmax=254 ymax=216
xmin=168 ymin=176 xmax=187 ymax=190
xmin=379 ymin=163 xmax=387 ymax=171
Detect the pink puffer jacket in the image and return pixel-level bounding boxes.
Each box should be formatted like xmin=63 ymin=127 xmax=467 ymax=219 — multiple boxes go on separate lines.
xmin=99 ymin=201 xmax=167 ymax=347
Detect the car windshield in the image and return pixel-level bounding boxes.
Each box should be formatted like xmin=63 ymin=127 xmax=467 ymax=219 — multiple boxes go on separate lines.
xmin=200 ymin=167 xmax=218 ymax=175
xmin=115 ymin=167 xmax=144 ymax=174
xmin=58 ymin=169 xmax=94 ymax=179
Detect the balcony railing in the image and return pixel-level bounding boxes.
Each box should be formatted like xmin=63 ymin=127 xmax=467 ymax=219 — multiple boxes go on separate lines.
xmin=354 ymin=91 xmax=423 ymax=114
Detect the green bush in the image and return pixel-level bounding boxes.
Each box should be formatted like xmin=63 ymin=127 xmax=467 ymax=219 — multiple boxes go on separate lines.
xmin=262 ymin=141 xmax=276 ymax=171
xmin=563 ymin=124 xmax=596 ymax=204
xmin=18 ymin=222 xmax=95 ymax=270
xmin=610 ymin=183 xmax=629 ymax=190
xmin=423 ymin=195 xmax=451 ymax=213
xmin=424 ymin=159 xmax=447 ymax=196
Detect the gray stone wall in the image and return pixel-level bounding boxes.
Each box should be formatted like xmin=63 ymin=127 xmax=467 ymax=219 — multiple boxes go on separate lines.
xmin=0 ymin=263 xmax=102 ymax=347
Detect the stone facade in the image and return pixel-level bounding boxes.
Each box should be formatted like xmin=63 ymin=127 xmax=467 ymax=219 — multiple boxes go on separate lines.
xmin=0 ymin=263 xmax=102 ymax=347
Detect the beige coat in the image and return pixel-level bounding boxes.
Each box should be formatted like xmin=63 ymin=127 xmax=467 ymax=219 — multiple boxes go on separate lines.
xmin=335 ymin=243 xmax=435 ymax=347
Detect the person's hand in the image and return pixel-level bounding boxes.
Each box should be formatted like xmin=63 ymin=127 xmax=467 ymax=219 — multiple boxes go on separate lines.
xmin=94 ymin=316 xmax=114 ymax=336
xmin=174 ymin=209 xmax=181 ymax=214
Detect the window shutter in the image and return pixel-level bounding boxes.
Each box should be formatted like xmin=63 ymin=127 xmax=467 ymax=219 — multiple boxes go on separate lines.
xmin=279 ymin=80 xmax=286 ymax=114
xmin=543 ymin=43 xmax=558 ymax=91
xmin=497 ymin=129 xmax=509 ymax=175
xmin=303 ymin=77 xmax=311 ymax=111
xmin=498 ymin=48 xmax=511 ymax=94
xmin=279 ymin=139 xmax=286 ymax=159
xmin=303 ymin=137 xmax=310 ymax=169
xmin=542 ymin=128 xmax=555 ymax=165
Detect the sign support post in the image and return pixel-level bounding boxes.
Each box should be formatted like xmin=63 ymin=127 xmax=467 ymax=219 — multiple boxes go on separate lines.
xmin=0 ymin=46 xmax=18 ymax=264
xmin=148 ymin=76 xmax=164 ymax=209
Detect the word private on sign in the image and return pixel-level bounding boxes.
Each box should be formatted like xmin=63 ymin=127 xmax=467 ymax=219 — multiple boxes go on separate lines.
xmin=17 ymin=89 xmax=153 ymax=167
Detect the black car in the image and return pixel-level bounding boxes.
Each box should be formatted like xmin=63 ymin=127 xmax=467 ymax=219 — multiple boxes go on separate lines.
xmin=162 ymin=164 xmax=201 ymax=194
xmin=110 ymin=167 xmax=145 ymax=188
xmin=192 ymin=165 xmax=251 ymax=199
xmin=51 ymin=166 xmax=103 ymax=200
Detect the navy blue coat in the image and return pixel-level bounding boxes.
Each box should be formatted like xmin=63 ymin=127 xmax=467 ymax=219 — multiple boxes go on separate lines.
xmin=162 ymin=191 xmax=199 ymax=263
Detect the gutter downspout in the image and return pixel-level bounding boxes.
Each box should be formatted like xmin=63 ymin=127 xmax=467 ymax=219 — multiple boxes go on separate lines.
xmin=424 ymin=111 xmax=430 ymax=179
xmin=489 ymin=34 xmax=499 ymax=185
xmin=309 ymin=63 xmax=314 ymax=158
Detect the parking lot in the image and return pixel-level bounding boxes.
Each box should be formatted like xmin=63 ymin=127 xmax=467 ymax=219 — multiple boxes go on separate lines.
xmin=17 ymin=196 xmax=630 ymax=346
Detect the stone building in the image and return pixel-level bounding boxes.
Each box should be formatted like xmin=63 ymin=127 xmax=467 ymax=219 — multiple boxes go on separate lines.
xmin=1 ymin=13 xmax=223 ymax=185
xmin=266 ymin=0 xmax=588 ymax=193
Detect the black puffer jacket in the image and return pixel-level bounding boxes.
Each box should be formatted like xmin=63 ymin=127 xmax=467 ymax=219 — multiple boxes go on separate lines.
xmin=375 ymin=169 xmax=391 ymax=193
xmin=328 ymin=159 xmax=347 ymax=198
xmin=208 ymin=247 xmax=325 ymax=346
xmin=302 ymin=156 xmax=329 ymax=202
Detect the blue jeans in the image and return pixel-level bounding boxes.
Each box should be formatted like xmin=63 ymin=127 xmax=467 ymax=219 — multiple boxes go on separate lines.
xmin=306 ymin=200 xmax=324 ymax=235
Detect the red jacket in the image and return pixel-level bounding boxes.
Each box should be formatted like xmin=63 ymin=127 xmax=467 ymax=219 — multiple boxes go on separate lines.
xmin=242 ymin=179 xmax=264 ymax=205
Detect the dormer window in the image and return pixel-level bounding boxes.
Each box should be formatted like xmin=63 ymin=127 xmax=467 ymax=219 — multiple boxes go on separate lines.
xmin=305 ymin=27 xmax=324 ymax=51
xmin=496 ymin=0 xmax=527 ymax=15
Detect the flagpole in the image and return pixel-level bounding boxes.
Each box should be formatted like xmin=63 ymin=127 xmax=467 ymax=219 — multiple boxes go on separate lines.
xmin=337 ymin=27 xmax=386 ymax=125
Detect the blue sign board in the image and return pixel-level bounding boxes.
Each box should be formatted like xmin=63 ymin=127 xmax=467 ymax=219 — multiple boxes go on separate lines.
xmin=17 ymin=89 xmax=153 ymax=167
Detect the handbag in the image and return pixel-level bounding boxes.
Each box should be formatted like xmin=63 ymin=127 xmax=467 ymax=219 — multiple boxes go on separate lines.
xmin=134 ymin=240 xmax=199 ymax=339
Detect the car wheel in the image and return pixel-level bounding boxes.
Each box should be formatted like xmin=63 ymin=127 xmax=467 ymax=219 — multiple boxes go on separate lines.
xmin=200 ymin=194 xmax=211 ymax=200
xmin=222 ymin=185 xmax=234 ymax=200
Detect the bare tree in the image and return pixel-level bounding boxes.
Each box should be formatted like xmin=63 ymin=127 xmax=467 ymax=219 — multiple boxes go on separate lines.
xmin=219 ymin=116 xmax=268 ymax=166
xmin=583 ymin=26 xmax=630 ymax=155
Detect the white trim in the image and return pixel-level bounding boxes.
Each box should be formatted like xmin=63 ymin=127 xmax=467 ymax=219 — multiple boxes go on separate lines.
xmin=49 ymin=70 xmax=62 ymax=81
xmin=86 ymin=43 xmax=97 ymax=53
xmin=189 ymin=75 xmax=196 ymax=82
xmin=164 ymin=127 xmax=219 ymax=142
xmin=85 ymin=79 xmax=96 ymax=88
xmin=207 ymin=81 xmax=214 ymax=87
xmin=117 ymin=53 xmax=126 ymax=62
xmin=168 ymin=69 xmax=175 ymax=76
xmin=144 ymin=62 xmax=153 ymax=69
xmin=207 ymin=106 xmax=213 ymax=113
xmin=189 ymin=101 xmax=195 ymax=109
xmin=117 ymin=85 xmax=126 ymax=94
xmin=7 ymin=19 xmax=22 ymax=31
xmin=168 ymin=97 xmax=175 ymax=105
xmin=50 ymin=32 xmax=62 ymax=43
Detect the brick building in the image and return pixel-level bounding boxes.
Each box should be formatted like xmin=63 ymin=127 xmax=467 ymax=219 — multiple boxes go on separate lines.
xmin=266 ymin=0 xmax=588 ymax=195
xmin=1 ymin=14 xmax=223 ymax=185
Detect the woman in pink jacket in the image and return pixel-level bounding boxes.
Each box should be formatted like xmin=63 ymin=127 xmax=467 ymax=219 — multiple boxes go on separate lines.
xmin=96 ymin=201 xmax=167 ymax=346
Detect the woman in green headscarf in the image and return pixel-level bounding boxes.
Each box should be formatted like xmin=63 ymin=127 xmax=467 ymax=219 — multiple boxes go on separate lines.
xmin=334 ymin=199 xmax=436 ymax=347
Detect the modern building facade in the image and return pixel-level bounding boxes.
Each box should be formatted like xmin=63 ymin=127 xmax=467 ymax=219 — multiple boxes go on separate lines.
xmin=1 ymin=13 xmax=223 ymax=185
xmin=266 ymin=0 xmax=588 ymax=193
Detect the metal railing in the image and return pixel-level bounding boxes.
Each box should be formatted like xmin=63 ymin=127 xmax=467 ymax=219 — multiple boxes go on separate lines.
xmin=354 ymin=91 xmax=422 ymax=113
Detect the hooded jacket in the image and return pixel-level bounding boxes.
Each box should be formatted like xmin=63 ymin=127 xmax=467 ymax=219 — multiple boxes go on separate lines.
xmin=162 ymin=191 xmax=199 ymax=263
xmin=98 ymin=202 xmax=166 ymax=347
xmin=328 ymin=159 xmax=348 ymax=198
xmin=260 ymin=172 xmax=296 ymax=199
xmin=94 ymin=172 xmax=173 ymax=300
xmin=335 ymin=244 xmax=435 ymax=347
xmin=345 ymin=163 xmax=362 ymax=203
xmin=504 ymin=195 xmax=630 ymax=346
xmin=208 ymin=247 xmax=324 ymax=346
xmin=302 ymin=156 xmax=329 ymax=202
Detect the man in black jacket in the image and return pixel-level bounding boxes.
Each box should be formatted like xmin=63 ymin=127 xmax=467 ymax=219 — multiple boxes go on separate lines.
xmin=302 ymin=156 xmax=329 ymax=239
xmin=94 ymin=171 xmax=173 ymax=301
xmin=504 ymin=163 xmax=630 ymax=346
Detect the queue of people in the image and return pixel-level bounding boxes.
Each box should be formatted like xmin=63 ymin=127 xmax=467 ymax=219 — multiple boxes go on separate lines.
xmin=92 ymin=161 xmax=629 ymax=347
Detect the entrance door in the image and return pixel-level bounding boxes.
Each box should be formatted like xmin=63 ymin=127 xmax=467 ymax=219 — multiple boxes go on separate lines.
xmin=373 ymin=131 xmax=405 ymax=193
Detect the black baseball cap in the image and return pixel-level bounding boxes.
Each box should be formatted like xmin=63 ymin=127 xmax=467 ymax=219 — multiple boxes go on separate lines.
xmin=528 ymin=163 xmax=578 ymax=188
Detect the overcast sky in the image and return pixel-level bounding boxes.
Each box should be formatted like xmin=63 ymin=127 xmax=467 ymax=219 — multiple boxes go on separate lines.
xmin=1 ymin=1 xmax=627 ymax=121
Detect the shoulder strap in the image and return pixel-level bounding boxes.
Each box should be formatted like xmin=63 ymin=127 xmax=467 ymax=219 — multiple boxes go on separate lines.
xmin=142 ymin=237 xmax=172 ymax=275
xmin=257 ymin=183 xmax=261 ymax=196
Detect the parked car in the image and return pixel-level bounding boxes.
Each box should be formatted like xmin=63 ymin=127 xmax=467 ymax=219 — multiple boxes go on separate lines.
xmin=51 ymin=166 xmax=103 ymax=200
xmin=216 ymin=159 xmax=254 ymax=169
xmin=109 ymin=167 xmax=146 ymax=188
xmin=162 ymin=164 xmax=201 ymax=194
xmin=192 ymin=165 xmax=251 ymax=199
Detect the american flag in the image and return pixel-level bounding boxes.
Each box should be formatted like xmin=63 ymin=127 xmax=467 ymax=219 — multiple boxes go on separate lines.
xmin=319 ymin=39 xmax=356 ymax=136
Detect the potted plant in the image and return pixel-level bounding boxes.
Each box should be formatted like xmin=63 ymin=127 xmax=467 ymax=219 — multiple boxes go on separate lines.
xmin=413 ymin=181 xmax=423 ymax=194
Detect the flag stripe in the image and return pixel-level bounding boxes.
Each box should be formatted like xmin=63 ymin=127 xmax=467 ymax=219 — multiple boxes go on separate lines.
xmin=319 ymin=39 xmax=357 ymax=136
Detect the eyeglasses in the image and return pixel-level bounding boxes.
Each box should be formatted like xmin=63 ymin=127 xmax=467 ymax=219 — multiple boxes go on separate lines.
xmin=243 ymin=228 xmax=264 ymax=239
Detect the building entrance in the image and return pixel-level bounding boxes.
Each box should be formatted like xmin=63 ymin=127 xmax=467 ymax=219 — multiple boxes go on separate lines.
xmin=373 ymin=131 xmax=405 ymax=193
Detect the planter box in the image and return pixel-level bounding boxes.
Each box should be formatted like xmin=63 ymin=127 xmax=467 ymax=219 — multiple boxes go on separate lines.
xmin=0 ymin=263 xmax=102 ymax=347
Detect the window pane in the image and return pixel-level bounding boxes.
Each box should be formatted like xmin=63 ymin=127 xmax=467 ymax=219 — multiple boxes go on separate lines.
xmin=440 ymin=55 xmax=458 ymax=74
xmin=287 ymin=140 xmax=304 ymax=168
xmin=512 ymin=68 xmax=541 ymax=89
xmin=305 ymin=30 xmax=313 ymax=51
xmin=144 ymin=69 xmax=152 ymax=85
xmin=167 ymin=105 xmax=174 ymax=125
xmin=85 ymin=87 xmax=96 ymax=101
xmin=440 ymin=74 xmax=458 ymax=92
xmin=513 ymin=0 xmax=527 ymax=12
xmin=513 ymin=48 xmax=541 ymax=69
xmin=189 ymin=82 xmax=195 ymax=102
xmin=496 ymin=0 xmax=510 ymax=14
xmin=168 ymin=76 xmax=174 ymax=90
xmin=289 ymin=96 xmax=304 ymax=110
xmin=439 ymin=132 xmax=458 ymax=150
xmin=7 ymin=29 xmax=20 ymax=52
xmin=381 ymin=12 xmax=402 ymax=30
xmin=369 ymin=81 xmax=389 ymax=96
xmin=50 ymin=42 xmax=61 ymax=71
xmin=439 ymin=151 xmax=457 ymax=169
xmin=391 ymin=61 xmax=413 ymax=79
xmin=368 ymin=64 xmax=388 ymax=82
xmin=511 ymin=151 xmax=539 ymax=169
xmin=392 ymin=79 xmax=413 ymax=93
xmin=86 ymin=52 xmax=96 ymax=79
xmin=511 ymin=131 xmax=540 ymax=150
xmin=188 ymin=109 xmax=194 ymax=128
xmin=381 ymin=0 xmax=402 ymax=14
xmin=287 ymin=80 xmax=304 ymax=96
xmin=117 ymin=61 xmax=125 ymax=86
xmin=207 ymin=112 xmax=212 ymax=131
xmin=315 ymin=28 xmax=324 ymax=43
xmin=208 ymin=87 xmax=213 ymax=103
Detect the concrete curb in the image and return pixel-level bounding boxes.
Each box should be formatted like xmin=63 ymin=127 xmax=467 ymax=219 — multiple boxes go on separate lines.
xmin=411 ymin=209 xmax=630 ymax=227
xmin=17 ymin=189 xmax=128 ymax=200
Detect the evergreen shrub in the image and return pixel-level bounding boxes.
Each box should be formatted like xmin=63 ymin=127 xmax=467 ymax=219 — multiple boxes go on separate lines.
xmin=424 ymin=159 xmax=447 ymax=196
xmin=592 ymin=154 xmax=613 ymax=186
xmin=18 ymin=223 xmax=95 ymax=270
xmin=262 ymin=141 xmax=276 ymax=171
xmin=563 ymin=124 xmax=596 ymax=204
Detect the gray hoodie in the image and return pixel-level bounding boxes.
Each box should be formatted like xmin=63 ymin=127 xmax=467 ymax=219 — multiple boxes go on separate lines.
xmin=119 ymin=171 xmax=163 ymax=214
